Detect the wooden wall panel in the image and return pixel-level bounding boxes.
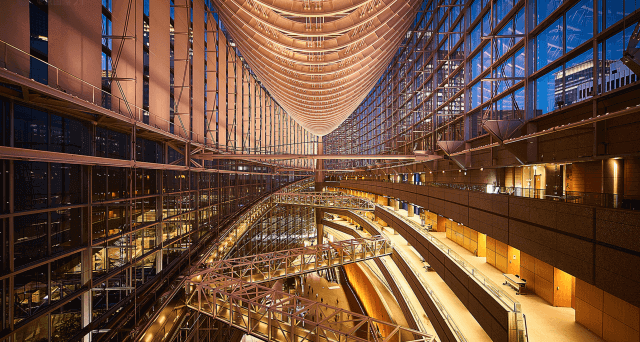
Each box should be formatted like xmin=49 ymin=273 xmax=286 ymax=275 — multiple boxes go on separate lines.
xmin=343 ymin=263 xmax=394 ymax=337
xmin=495 ymin=239 xmax=508 ymax=273
xmin=554 ymin=268 xmax=573 ymax=307
xmin=624 ymin=158 xmax=640 ymax=199
xmin=520 ymin=252 xmax=536 ymax=293
xmin=602 ymin=291 xmax=640 ymax=342
xmin=576 ymin=278 xmax=604 ymax=337
xmin=535 ymin=259 xmax=555 ymax=305
xmin=337 ymin=178 xmax=640 ymax=307
xmin=566 ymin=161 xmax=602 ymax=193
xmin=486 ymin=236 xmax=497 ymax=269
xmin=507 ymin=245 xmax=520 ymax=276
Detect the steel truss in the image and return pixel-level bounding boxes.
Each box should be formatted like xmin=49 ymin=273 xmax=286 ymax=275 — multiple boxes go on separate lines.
xmin=194 ymin=237 xmax=391 ymax=283
xmin=185 ymin=239 xmax=434 ymax=342
xmin=273 ymin=192 xmax=376 ymax=211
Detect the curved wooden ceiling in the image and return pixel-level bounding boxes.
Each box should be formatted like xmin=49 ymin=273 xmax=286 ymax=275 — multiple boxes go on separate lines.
xmin=215 ymin=0 xmax=420 ymax=136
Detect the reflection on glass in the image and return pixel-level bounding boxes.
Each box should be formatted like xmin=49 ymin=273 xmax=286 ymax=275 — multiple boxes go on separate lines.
xmin=51 ymin=298 xmax=81 ymax=342
xmin=51 ymin=253 xmax=82 ymax=302
xmin=536 ymin=18 xmax=563 ymax=71
xmin=13 ymin=265 xmax=48 ymax=325
xmin=566 ymin=0 xmax=594 ymax=52
xmin=536 ymin=66 xmax=562 ymax=115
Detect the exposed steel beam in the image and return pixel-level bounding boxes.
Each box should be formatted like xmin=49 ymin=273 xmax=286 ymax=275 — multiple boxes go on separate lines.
xmin=193 ymin=153 xmax=441 ymax=161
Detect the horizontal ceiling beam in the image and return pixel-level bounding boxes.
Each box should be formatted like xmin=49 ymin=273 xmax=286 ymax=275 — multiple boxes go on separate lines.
xmin=192 ymin=153 xmax=440 ymax=161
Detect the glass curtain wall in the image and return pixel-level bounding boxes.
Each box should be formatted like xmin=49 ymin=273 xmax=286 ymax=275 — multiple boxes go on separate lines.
xmin=325 ymin=0 xmax=640 ymax=170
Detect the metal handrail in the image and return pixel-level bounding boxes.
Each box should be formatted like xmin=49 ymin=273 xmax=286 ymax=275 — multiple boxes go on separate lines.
xmin=273 ymin=191 xmax=376 ymax=210
xmin=186 ymin=273 xmax=436 ymax=342
xmin=347 ymin=213 xmax=468 ymax=342
xmin=191 ymin=236 xmax=393 ymax=283
xmin=372 ymin=205 xmax=529 ymax=341
xmin=351 ymin=180 xmax=633 ymax=210
xmin=376 ymin=204 xmax=521 ymax=312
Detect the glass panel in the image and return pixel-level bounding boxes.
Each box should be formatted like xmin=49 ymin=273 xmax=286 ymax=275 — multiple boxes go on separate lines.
xmin=50 ymin=114 xmax=92 ymax=156
xmin=13 ymin=266 xmax=48 ymax=324
xmin=535 ymin=66 xmax=563 ymax=115
xmin=51 ymin=163 xmax=85 ymax=206
xmin=14 ymin=161 xmax=48 ymax=212
xmin=14 ymin=313 xmax=49 ymax=341
xmin=51 ymin=253 xmax=82 ymax=302
xmin=536 ymin=18 xmax=564 ymax=71
xmin=14 ymin=105 xmax=48 ymax=151
xmin=603 ymin=28 xmax=637 ymax=94
xmin=92 ymin=166 xmax=107 ymax=202
xmin=564 ymin=49 xmax=593 ymax=106
xmin=605 ymin=0 xmax=624 ymax=29
xmin=51 ymin=298 xmax=81 ymax=342
xmin=51 ymin=208 xmax=86 ymax=254
xmin=537 ymin=0 xmax=563 ymax=25
xmin=566 ymin=0 xmax=594 ymax=52
xmin=108 ymin=167 xmax=130 ymax=200
xmin=14 ymin=213 xmax=48 ymax=267
xmin=92 ymin=206 xmax=106 ymax=241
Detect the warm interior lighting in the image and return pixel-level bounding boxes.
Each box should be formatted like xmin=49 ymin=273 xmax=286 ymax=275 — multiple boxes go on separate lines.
xmin=213 ymin=0 xmax=420 ymax=135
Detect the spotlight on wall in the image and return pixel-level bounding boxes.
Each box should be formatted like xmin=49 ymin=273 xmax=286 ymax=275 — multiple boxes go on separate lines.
xmin=442 ymin=170 xmax=445 ymax=174
xmin=480 ymin=167 xmax=484 ymax=171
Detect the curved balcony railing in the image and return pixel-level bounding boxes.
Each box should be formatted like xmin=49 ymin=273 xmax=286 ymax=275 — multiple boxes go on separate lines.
xmin=273 ymin=191 xmax=376 ymax=211
xmin=372 ymin=205 xmax=528 ymax=342
xmin=344 ymin=213 xmax=469 ymax=342
xmin=342 ymin=179 xmax=634 ymax=210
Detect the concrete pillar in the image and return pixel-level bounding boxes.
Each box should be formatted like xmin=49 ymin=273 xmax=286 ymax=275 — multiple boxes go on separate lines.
xmin=408 ymin=204 xmax=414 ymax=217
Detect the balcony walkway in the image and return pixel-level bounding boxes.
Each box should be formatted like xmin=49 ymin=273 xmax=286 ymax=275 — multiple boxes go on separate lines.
xmin=324 ymin=227 xmax=438 ymax=340
xmin=379 ymin=206 xmax=606 ymax=342
xmin=197 ymin=237 xmax=392 ymax=283
xmin=325 ymin=218 xmax=491 ymax=342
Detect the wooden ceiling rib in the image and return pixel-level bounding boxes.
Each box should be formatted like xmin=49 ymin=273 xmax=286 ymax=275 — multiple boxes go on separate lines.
xmin=215 ymin=0 xmax=420 ymax=136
